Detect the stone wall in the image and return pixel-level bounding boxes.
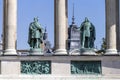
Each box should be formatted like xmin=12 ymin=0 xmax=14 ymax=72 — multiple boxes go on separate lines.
xmin=0 ymin=55 xmax=119 ymax=79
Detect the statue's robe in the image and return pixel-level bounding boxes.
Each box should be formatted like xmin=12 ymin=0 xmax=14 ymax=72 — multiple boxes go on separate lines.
xmin=28 ymin=22 xmax=43 ymax=48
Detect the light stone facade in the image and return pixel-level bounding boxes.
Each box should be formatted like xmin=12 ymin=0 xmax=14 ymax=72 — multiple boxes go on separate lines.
xmin=1 ymin=61 xmax=20 ymax=75
xmin=0 ymin=56 xmax=119 ymax=80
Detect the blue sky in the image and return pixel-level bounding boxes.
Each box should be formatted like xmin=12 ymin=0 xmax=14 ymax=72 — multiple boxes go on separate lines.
xmin=0 ymin=0 xmax=105 ymax=50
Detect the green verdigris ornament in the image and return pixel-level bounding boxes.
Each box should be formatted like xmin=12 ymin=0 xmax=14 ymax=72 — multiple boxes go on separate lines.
xmin=71 ymin=61 xmax=101 ymax=74
xmin=21 ymin=61 xmax=51 ymax=74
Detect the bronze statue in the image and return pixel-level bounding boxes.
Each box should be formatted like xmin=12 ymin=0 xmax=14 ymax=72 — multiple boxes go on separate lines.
xmin=79 ymin=17 xmax=96 ymax=49
xmin=28 ymin=17 xmax=43 ymax=50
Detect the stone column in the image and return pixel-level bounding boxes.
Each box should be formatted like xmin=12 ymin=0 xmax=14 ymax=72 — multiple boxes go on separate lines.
xmin=116 ymin=0 xmax=120 ymax=52
xmin=54 ymin=0 xmax=67 ymax=55
xmin=117 ymin=0 xmax=120 ymax=52
xmin=65 ymin=0 xmax=68 ymax=49
xmin=105 ymin=0 xmax=118 ymax=55
xmin=3 ymin=0 xmax=17 ymax=55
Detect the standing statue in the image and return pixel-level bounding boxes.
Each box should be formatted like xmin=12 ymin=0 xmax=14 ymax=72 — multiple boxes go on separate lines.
xmin=28 ymin=17 xmax=43 ymax=50
xmin=79 ymin=17 xmax=96 ymax=49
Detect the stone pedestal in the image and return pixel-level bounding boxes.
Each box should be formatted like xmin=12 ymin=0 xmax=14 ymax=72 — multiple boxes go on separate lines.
xmin=29 ymin=49 xmax=44 ymax=55
xmin=69 ymin=49 xmax=80 ymax=55
xmin=80 ymin=48 xmax=97 ymax=55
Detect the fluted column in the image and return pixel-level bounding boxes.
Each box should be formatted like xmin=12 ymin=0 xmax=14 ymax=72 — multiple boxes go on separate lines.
xmin=3 ymin=0 xmax=17 ymax=55
xmin=105 ymin=0 xmax=118 ymax=55
xmin=54 ymin=0 xmax=67 ymax=55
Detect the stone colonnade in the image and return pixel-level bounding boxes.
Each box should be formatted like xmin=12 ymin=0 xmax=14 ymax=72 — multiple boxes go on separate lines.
xmin=2 ymin=0 xmax=119 ymax=55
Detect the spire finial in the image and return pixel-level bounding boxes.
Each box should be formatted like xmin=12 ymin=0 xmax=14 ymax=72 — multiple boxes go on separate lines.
xmin=0 ymin=34 xmax=3 ymax=43
xmin=72 ymin=3 xmax=75 ymax=24
xmin=45 ymin=26 xmax=47 ymax=32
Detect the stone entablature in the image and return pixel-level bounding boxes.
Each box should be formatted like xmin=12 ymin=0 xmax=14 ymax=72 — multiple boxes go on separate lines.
xmin=0 ymin=55 xmax=120 ymax=75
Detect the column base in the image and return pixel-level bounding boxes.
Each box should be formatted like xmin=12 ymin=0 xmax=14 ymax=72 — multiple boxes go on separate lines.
xmin=54 ymin=49 xmax=68 ymax=55
xmin=105 ymin=49 xmax=118 ymax=55
xmin=4 ymin=49 xmax=17 ymax=55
